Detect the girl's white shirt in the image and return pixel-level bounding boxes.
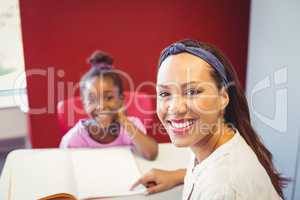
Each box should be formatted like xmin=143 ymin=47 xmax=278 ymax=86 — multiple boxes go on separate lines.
xmin=182 ymin=130 xmax=283 ymax=200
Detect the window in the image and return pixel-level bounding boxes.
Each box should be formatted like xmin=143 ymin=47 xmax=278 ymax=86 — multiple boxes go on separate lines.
xmin=0 ymin=0 xmax=27 ymax=108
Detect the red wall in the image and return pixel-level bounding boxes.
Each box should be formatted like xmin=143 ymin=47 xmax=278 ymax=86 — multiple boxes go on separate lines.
xmin=19 ymin=0 xmax=250 ymax=148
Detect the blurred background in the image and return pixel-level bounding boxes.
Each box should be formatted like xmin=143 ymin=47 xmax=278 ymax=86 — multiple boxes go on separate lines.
xmin=0 ymin=0 xmax=299 ymax=199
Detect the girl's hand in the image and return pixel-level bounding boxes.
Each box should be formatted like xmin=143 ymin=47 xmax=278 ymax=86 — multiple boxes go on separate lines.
xmin=130 ymin=168 xmax=186 ymax=195
xmin=116 ymin=103 xmax=128 ymax=124
xmin=116 ymin=100 xmax=158 ymax=161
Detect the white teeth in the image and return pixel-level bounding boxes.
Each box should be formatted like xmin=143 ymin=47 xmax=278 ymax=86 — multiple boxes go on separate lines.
xmin=170 ymin=120 xmax=194 ymax=129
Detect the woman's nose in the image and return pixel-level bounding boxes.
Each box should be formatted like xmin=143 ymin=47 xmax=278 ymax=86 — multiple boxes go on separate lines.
xmin=168 ymin=95 xmax=187 ymax=115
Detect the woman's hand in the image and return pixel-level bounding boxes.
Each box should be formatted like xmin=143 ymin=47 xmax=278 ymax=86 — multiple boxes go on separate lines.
xmin=130 ymin=168 xmax=186 ymax=195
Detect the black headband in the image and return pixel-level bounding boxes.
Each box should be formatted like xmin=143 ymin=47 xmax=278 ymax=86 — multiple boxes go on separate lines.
xmin=159 ymin=42 xmax=228 ymax=86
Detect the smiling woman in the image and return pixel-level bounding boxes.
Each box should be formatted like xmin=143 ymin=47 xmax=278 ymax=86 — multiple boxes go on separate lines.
xmin=131 ymin=39 xmax=289 ymax=200
xmin=156 ymin=52 xmax=230 ymax=149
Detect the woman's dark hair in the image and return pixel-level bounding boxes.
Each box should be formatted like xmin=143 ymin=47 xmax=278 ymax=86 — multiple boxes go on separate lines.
xmin=80 ymin=50 xmax=123 ymax=97
xmin=158 ymin=39 xmax=289 ymax=199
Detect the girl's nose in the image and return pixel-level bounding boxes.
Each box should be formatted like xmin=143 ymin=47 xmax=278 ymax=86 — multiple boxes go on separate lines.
xmin=95 ymin=102 xmax=105 ymax=112
xmin=168 ymin=95 xmax=187 ymax=115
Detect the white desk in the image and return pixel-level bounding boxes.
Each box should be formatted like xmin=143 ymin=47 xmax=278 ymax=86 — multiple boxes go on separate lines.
xmin=0 ymin=143 xmax=190 ymax=200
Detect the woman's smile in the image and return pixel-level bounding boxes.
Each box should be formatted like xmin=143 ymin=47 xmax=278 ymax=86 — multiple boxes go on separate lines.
xmin=166 ymin=118 xmax=197 ymax=136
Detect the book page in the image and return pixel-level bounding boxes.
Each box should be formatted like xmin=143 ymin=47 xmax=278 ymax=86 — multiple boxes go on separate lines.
xmin=7 ymin=149 xmax=77 ymax=200
xmin=135 ymin=143 xmax=191 ymax=173
xmin=71 ymin=147 xmax=146 ymax=199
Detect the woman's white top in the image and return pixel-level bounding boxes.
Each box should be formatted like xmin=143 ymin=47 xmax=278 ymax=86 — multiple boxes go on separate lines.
xmin=182 ymin=130 xmax=282 ymax=200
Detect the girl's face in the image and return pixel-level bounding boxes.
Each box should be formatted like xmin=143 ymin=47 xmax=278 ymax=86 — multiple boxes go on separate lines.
xmin=82 ymin=76 xmax=122 ymax=128
xmin=156 ymin=53 xmax=229 ymax=147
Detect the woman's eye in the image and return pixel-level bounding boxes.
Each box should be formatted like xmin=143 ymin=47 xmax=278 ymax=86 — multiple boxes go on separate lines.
xmin=185 ymin=89 xmax=202 ymax=96
xmin=158 ymin=91 xmax=170 ymax=98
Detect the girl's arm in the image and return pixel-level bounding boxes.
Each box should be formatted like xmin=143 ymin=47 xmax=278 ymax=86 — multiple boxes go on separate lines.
xmin=118 ymin=112 xmax=158 ymax=160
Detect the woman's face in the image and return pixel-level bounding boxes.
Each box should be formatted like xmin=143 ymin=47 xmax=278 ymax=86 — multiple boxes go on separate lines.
xmin=82 ymin=76 xmax=122 ymax=128
xmin=156 ymin=53 xmax=228 ymax=147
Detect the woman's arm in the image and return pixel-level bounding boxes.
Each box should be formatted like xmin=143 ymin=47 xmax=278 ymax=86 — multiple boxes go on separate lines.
xmin=131 ymin=168 xmax=186 ymax=194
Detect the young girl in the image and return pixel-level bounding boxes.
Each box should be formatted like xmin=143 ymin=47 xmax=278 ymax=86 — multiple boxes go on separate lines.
xmin=60 ymin=51 xmax=158 ymax=161
xmin=131 ymin=39 xmax=289 ymax=199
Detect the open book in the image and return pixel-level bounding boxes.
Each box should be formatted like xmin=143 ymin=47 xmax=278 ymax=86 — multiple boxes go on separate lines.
xmin=3 ymin=147 xmax=146 ymax=200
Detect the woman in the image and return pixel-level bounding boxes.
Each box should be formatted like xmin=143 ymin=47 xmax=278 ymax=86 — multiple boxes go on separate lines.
xmin=131 ymin=39 xmax=288 ymax=199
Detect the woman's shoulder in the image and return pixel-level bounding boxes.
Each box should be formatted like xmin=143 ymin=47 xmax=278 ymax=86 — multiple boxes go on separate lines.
xmin=192 ymin=183 xmax=237 ymax=200
xmin=214 ymin=132 xmax=273 ymax=182
xmin=191 ymin=132 xmax=280 ymax=199
xmin=219 ymin=133 xmax=281 ymax=199
xmin=192 ymin=161 xmax=280 ymax=200
xmin=229 ymin=133 xmax=271 ymax=177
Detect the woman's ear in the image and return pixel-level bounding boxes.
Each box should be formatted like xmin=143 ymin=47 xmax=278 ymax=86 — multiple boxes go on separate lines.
xmin=220 ymin=87 xmax=229 ymax=110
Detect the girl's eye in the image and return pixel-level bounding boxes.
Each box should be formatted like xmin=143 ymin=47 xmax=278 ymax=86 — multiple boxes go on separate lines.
xmin=104 ymin=96 xmax=114 ymax=101
xmin=185 ymin=89 xmax=202 ymax=96
xmin=158 ymin=91 xmax=170 ymax=98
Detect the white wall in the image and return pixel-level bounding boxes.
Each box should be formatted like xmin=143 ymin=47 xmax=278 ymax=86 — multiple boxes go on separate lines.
xmin=0 ymin=106 xmax=27 ymax=140
xmin=246 ymin=0 xmax=300 ymax=199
